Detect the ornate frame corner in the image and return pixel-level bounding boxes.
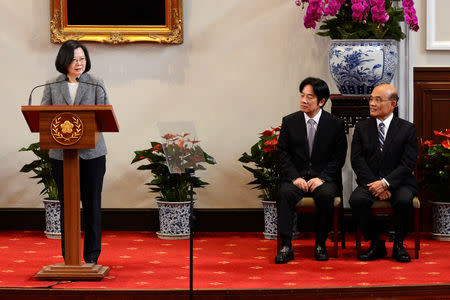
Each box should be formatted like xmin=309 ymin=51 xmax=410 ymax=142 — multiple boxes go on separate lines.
xmin=50 ymin=0 xmax=183 ymax=44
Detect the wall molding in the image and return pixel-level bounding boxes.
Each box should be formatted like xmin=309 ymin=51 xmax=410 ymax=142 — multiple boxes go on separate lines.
xmin=413 ymin=67 xmax=450 ymax=82
xmin=0 ymin=208 xmax=366 ymax=233
xmin=0 ymin=208 xmax=264 ymax=232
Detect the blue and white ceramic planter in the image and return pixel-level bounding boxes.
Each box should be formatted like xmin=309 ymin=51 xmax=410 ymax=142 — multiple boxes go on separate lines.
xmin=156 ymin=200 xmax=194 ymax=240
xmin=328 ymin=39 xmax=398 ymax=95
xmin=261 ymin=200 xmax=299 ymax=240
xmin=431 ymin=202 xmax=450 ymax=241
xmin=43 ymin=199 xmax=61 ymax=239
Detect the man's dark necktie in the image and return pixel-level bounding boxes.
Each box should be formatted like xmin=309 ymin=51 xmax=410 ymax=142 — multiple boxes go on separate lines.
xmin=307 ymin=119 xmax=316 ymax=156
xmin=379 ymin=122 xmax=385 ymax=151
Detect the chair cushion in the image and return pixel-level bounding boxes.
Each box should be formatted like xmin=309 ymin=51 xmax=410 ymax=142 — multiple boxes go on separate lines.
xmin=295 ymin=197 xmax=341 ymax=208
xmin=371 ymin=196 xmax=420 ymax=209
xmin=371 ymin=201 xmax=393 ymax=209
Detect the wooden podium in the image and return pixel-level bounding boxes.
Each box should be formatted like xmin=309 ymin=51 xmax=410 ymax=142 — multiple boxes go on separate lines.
xmin=21 ymin=105 xmax=119 ymax=280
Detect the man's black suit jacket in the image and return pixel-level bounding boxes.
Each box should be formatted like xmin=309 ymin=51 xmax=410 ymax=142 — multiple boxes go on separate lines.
xmin=351 ymin=116 xmax=417 ymax=191
xmin=277 ymin=110 xmax=347 ymax=191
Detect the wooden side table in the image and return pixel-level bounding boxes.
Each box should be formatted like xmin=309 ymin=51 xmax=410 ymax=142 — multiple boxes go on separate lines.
xmin=330 ymin=94 xmax=398 ymax=133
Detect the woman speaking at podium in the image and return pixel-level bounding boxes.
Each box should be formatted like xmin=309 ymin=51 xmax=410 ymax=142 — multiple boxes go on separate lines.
xmin=41 ymin=40 xmax=109 ymax=265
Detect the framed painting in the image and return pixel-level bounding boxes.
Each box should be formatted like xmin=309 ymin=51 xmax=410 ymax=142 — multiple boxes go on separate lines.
xmin=426 ymin=0 xmax=450 ymax=50
xmin=50 ymin=0 xmax=183 ymax=44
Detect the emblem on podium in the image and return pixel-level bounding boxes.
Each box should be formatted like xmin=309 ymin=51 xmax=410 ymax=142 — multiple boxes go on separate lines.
xmin=50 ymin=113 xmax=83 ymax=145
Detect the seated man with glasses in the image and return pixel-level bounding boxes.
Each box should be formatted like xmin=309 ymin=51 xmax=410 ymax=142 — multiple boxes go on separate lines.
xmin=350 ymin=84 xmax=418 ymax=262
xmin=275 ymin=77 xmax=347 ymax=263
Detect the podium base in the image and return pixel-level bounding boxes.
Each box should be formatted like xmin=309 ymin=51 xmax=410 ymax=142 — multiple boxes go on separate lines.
xmin=35 ymin=263 xmax=110 ymax=281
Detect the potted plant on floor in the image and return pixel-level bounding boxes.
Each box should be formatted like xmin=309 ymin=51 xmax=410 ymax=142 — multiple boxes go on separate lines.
xmin=294 ymin=0 xmax=419 ymax=95
xmin=418 ymin=129 xmax=450 ymax=241
xmin=19 ymin=142 xmax=60 ymax=239
xmin=132 ymin=133 xmax=216 ymax=239
xmin=239 ymin=125 xmax=298 ymax=239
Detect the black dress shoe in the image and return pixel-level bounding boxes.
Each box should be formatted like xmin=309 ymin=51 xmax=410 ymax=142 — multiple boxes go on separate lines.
xmin=392 ymin=242 xmax=411 ymax=262
xmin=275 ymin=246 xmax=294 ymax=264
xmin=85 ymin=260 xmax=98 ymax=265
xmin=359 ymin=240 xmax=387 ymax=261
xmin=314 ymin=244 xmax=329 ymax=261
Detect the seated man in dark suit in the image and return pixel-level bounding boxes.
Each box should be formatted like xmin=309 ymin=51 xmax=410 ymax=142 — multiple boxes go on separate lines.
xmin=275 ymin=77 xmax=347 ymax=263
xmin=350 ymin=84 xmax=418 ymax=262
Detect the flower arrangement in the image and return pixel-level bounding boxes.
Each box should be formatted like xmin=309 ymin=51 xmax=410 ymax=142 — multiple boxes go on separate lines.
xmin=295 ymin=0 xmax=419 ymax=40
xmin=132 ymin=133 xmax=216 ymax=202
xmin=19 ymin=142 xmax=58 ymax=200
xmin=418 ymin=129 xmax=450 ymax=203
xmin=239 ymin=126 xmax=281 ymax=201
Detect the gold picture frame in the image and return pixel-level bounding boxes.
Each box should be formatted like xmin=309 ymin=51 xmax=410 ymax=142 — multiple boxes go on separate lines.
xmin=50 ymin=0 xmax=183 ymax=44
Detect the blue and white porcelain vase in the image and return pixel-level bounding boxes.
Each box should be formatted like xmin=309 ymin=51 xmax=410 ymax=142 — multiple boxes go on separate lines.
xmin=43 ymin=199 xmax=61 ymax=239
xmin=261 ymin=200 xmax=299 ymax=240
xmin=156 ymin=200 xmax=193 ymax=240
xmin=328 ymin=39 xmax=398 ymax=95
xmin=431 ymin=201 xmax=450 ymax=241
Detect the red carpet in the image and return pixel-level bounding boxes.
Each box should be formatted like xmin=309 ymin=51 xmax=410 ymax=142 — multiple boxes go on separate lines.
xmin=0 ymin=231 xmax=449 ymax=290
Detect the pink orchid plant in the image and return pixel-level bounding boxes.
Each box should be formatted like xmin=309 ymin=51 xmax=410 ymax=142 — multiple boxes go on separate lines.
xmin=296 ymin=0 xmax=419 ymax=40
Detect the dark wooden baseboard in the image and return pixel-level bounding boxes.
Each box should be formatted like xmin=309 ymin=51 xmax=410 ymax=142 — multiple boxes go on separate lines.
xmin=0 ymin=208 xmax=47 ymax=231
xmin=0 ymin=208 xmax=264 ymax=232
xmin=0 ymin=208 xmax=370 ymax=233
xmin=102 ymin=208 xmax=265 ymax=232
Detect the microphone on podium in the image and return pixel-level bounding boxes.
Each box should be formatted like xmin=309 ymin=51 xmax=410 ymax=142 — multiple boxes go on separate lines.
xmin=28 ymin=78 xmax=68 ymax=105
xmin=76 ymin=77 xmax=107 ymax=105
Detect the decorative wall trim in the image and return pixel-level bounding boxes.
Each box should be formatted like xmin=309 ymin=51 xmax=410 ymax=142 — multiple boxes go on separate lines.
xmin=0 ymin=208 xmax=263 ymax=232
xmin=413 ymin=67 xmax=450 ymax=81
xmin=426 ymin=0 xmax=450 ymax=50
xmin=395 ymin=22 xmax=414 ymax=122
xmin=0 ymin=208 xmax=368 ymax=233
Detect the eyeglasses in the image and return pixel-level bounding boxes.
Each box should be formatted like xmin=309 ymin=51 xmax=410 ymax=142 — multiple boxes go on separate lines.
xmin=71 ymin=57 xmax=86 ymax=64
xmin=368 ymin=96 xmax=393 ymax=103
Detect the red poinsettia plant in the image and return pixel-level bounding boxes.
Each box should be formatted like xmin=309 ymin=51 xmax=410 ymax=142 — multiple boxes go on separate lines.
xmin=132 ymin=133 xmax=216 ymax=202
xmin=239 ymin=126 xmax=282 ymax=201
xmin=418 ymin=129 xmax=450 ymax=203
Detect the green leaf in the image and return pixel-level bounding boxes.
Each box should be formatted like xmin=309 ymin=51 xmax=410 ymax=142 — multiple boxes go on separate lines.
xmin=250 ymin=143 xmax=262 ymax=159
xmin=132 ymin=139 xmax=216 ymax=200
xmin=19 ymin=142 xmax=58 ymax=200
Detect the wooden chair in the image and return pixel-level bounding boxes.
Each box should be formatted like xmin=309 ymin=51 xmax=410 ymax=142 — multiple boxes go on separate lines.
xmin=355 ymin=196 xmax=420 ymax=259
xmin=277 ymin=196 xmax=343 ymax=258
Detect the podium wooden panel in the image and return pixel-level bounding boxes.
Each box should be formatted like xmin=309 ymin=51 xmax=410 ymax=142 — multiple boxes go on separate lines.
xmin=21 ymin=105 xmax=119 ymax=280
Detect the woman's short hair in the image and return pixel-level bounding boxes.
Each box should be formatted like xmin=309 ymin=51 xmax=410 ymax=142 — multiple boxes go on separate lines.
xmin=55 ymin=40 xmax=91 ymax=75
xmin=299 ymin=77 xmax=330 ymax=106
